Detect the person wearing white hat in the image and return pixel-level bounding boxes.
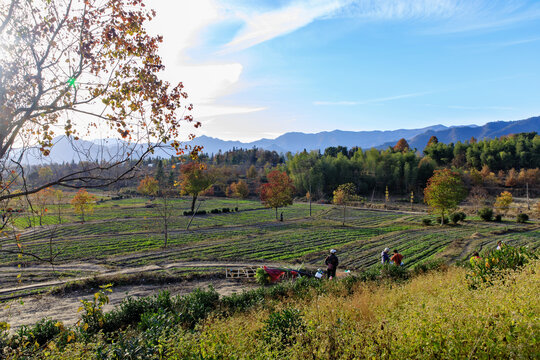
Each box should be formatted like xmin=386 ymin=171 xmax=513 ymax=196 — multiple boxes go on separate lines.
xmin=381 ymin=248 xmax=390 ymax=264
xmin=325 ymin=249 xmax=339 ymax=280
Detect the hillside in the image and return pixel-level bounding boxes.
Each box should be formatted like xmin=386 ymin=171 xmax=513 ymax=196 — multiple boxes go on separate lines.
xmin=379 ymin=116 xmax=540 ymax=150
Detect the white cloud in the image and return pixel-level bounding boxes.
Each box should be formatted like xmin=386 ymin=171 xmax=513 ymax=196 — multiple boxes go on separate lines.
xmin=220 ymin=0 xmax=540 ymax=54
xmin=145 ymin=0 xmax=264 ymax=120
xmin=335 ymin=0 xmax=467 ymax=20
xmin=314 ymin=92 xmax=431 ymax=106
xmin=221 ymin=0 xmax=352 ymax=53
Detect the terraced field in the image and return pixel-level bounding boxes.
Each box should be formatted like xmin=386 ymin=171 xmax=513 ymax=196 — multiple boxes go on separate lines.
xmin=1 ymin=197 xmax=538 ymax=291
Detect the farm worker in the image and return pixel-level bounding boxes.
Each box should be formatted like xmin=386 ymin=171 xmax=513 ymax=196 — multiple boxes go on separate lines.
xmin=496 ymin=241 xmax=504 ymax=250
xmin=469 ymin=251 xmax=481 ymax=266
xmin=325 ymin=249 xmax=339 ymax=280
xmin=381 ymin=248 xmax=390 ymax=264
xmin=390 ymin=249 xmax=403 ymax=266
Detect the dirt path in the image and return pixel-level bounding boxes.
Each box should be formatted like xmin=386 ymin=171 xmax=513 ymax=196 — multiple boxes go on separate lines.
xmin=0 ymin=260 xmax=290 ymax=299
xmin=0 ymin=278 xmax=258 ymax=331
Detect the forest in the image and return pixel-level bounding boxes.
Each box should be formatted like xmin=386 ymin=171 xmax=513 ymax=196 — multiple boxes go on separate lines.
xmin=19 ymin=132 xmax=540 ymax=201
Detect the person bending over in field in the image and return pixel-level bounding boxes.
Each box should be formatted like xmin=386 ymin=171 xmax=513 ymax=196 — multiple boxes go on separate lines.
xmin=325 ymin=249 xmax=339 ymax=280
xmin=390 ymin=249 xmax=403 ymax=266
xmin=381 ymin=248 xmax=390 ymax=264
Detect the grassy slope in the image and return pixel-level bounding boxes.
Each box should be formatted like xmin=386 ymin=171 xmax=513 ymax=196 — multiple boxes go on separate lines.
xmin=42 ymin=261 xmax=540 ymax=359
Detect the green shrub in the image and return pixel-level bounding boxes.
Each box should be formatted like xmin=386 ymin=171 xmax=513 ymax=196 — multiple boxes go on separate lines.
xmin=467 ymin=245 xmax=537 ymax=289
xmin=436 ymin=216 xmax=449 ymax=224
xmin=261 ymin=308 xmax=305 ymax=347
xmin=220 ymin=288 xmax=266 ymax=314
xmin=516 ymin=213 xmax=529 ymax=223
xmin=450 ymin=211 xmax=466 ymax=224
xmin=98 ymin=332 xmax=155 ymax=360
xmin=79 ymin=284 xmax=112 ymax=333
xmin=103 ymin=291 xmax=173 ymax=333
xmin=412 ymin=258 xmax=446 ymax=275
xmin=15 ymin=318 xmax=62 ymax=348
xmin=175 ymin=287 xmax=220 ymax=329
xmin=380 ymin=264 xmax=409 ymax=280
xmin=450 ymin=212 xmax=461 ymax=224
xmin=421 ymin=218 xmax=432 ymax=226
xmin=478 ymin=207 xmax=493 ymax=221
xmin=255 ymin=268 xmax=271 ymax=285
xmin=0 ymin=322 xmax=9 ymax=350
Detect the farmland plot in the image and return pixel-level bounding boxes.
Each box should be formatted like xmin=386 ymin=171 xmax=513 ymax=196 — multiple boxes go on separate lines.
xmin=1 ymin=198 xmax=538 ymax=291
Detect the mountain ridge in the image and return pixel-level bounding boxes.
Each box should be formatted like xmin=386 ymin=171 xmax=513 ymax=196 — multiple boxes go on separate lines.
xmin=15 ymin=117 xmax=539 ymax=164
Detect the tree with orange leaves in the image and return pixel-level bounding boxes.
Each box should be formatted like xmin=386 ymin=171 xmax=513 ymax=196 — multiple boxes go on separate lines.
xmin=260 ymin=170 xmax=295 ymax=220
xmin=70 ymin=189 xmax=97 ymax=222
xmin=393 ymin=138 xmax=410 ymax=152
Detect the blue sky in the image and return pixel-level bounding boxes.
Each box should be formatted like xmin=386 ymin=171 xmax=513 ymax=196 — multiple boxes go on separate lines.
xmin=147 ymin=0 xmax=540 ymax=141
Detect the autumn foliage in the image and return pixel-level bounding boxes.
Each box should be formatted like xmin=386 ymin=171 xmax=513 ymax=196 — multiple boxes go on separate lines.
xmin=494 ymin=191 xmax=513 ymax=216
xmin=260 ymin=171 xmax=295 ymax=219
xmin=393 ymin=138 xmax=410 ymax=152
xmin=227 ymin=180 xmax=249 ymax=199
xmin=137 ymin=176 xmax=160 ymax=197
xmin=0 ymin=0 xmax=200 ymax=203
xmin=70 ymin=189 xmax=97 ymax=222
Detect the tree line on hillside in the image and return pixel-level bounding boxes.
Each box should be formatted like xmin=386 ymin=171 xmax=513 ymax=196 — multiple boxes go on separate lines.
xmin=286 ymin=132 xmax=539 ymax=199
xmin=16 ymin=132 xmax=540 ymax=203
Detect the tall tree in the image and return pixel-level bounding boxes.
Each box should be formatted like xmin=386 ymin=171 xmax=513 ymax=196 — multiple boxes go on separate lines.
xmin=0 ymin=0 xmax=199 ymax=204
xmin=424 ymin=169 xmax=467 ymax=225
xmin=260 ymin=170 xmax=295 ymax=220
xmin=393 ymin=138 xmax=410 ymax=152
xmin=332 ymin=182 xmax=357 ymax=226
xmin=155 ymin=160 xmax=166 ymax=186
xmin=138 ymin=175 xmax=173 ymax=247
xmin=494 ymin=191 xmax=513 ymax=217
xmin=31 ymin=187 xmax=54 ymax=226
xmin=179 ymin=162 xmax=214 ymax=212
xmin=426 ymin=135 xmax=439 ymax=147
xmin=227 ymin=180 xmax=249 ymax=200
xmin=70 ymin=189 xmax=96 ymax=222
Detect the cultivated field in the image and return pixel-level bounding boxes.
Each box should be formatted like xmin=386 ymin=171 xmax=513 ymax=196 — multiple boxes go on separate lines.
xmin=1 ymin=196 xmax=538 ymax=295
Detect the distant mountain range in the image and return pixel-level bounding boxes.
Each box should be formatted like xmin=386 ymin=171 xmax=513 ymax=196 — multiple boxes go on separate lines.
xmin=16 ymin=116 xmax=540 ymax=164
xmin=189 ymin=116 xmax=539 ymax=154
xmin=189 ymin=124 xmax=449 ymax=155
xmin=377 ymin=116 xmax=540 ymax=151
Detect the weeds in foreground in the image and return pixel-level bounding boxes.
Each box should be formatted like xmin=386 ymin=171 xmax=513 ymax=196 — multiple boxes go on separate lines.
xmin=467 ymin=245 xmax=537 ymax=289
xmin=1 ymin=258 xmax=538 ymax=359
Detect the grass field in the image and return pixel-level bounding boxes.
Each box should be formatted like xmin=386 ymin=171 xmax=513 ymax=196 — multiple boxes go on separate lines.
xmin=1 ymin=196 xmax=539 ymax=289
